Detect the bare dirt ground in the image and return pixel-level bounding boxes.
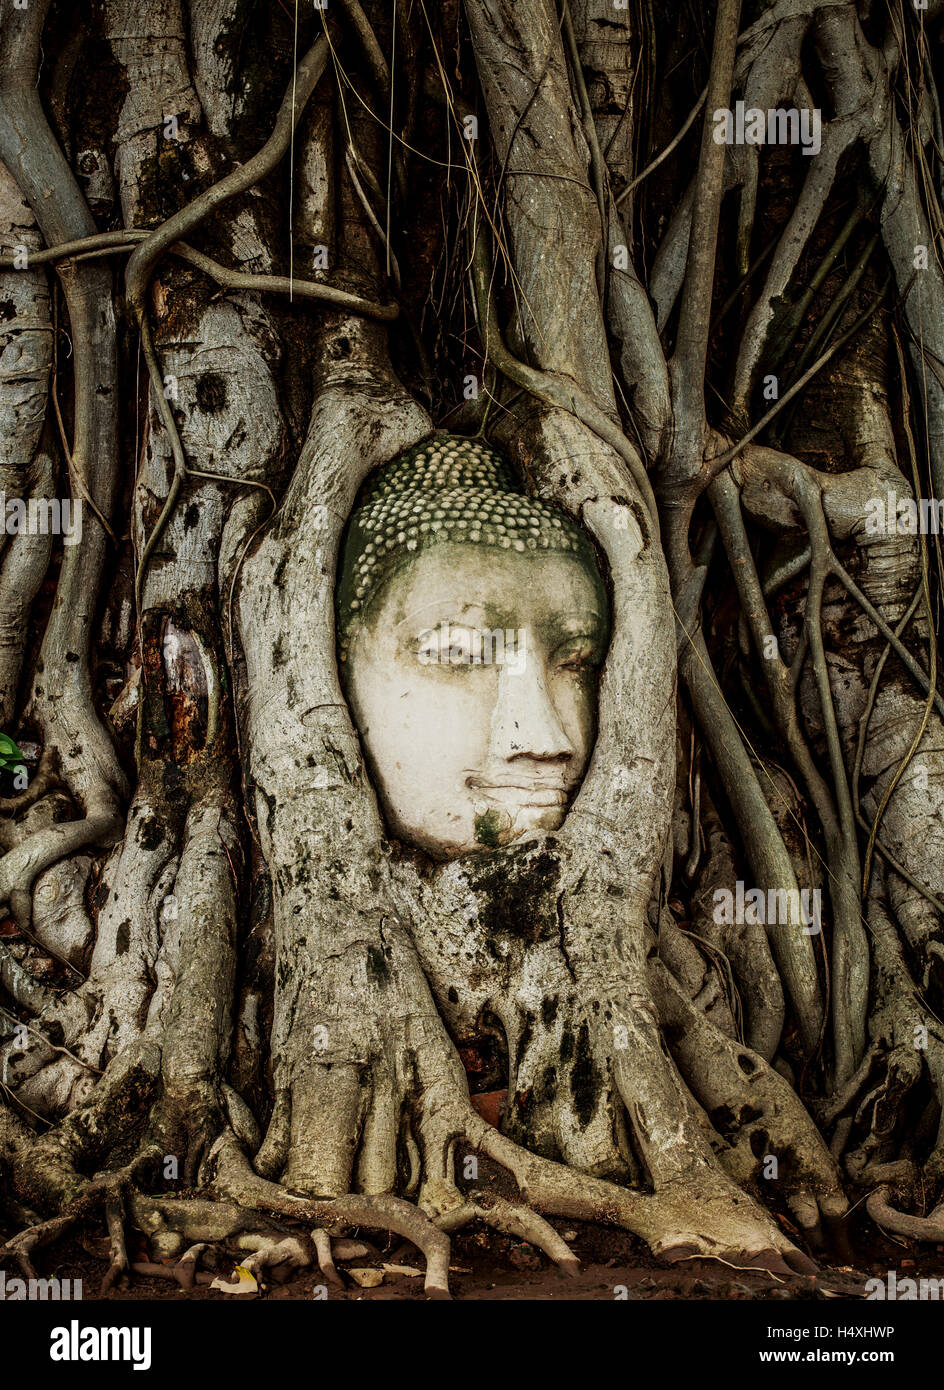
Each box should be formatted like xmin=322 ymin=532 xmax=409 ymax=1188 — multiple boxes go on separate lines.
xmin=15 ymin=1212 xmax=942 ymax=1302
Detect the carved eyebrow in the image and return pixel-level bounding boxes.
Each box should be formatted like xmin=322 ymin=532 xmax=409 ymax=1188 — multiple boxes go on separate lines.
xmin=412 ymin=620 xmax=481 ymax=639
xmin=541 ymin=614 xmax=608 ymax=657
xmin=546 ymin=613 xmax=605 ymax=635
xmin=395 ymin=600 xmax=488 ymax=629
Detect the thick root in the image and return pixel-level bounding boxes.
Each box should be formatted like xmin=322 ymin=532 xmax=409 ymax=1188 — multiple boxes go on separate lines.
xmin=436 ymin=1192 xmax=580 ymax=1277
xmin=208 ymin=1130 xmax=453 ymax=1298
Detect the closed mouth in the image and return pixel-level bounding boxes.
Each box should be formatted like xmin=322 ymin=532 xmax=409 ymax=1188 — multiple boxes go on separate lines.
xmin=467 ymin=777 xmax=570 ymax=807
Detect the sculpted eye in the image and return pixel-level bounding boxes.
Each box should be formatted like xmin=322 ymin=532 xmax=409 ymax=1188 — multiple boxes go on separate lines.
xmin=555 ymin=639 xmax=598 ymax=673
xmin=415 ymin=625 xmax=481 ymax=666
xmin=446 ymin=626 xmax=479 ymax=664
xmin=415 ymin=628 xmax=442 ymax=664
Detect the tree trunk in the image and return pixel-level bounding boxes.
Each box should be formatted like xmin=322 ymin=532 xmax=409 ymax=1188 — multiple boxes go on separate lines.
xmin=2 ymin=0 xmax=944 ymax=1296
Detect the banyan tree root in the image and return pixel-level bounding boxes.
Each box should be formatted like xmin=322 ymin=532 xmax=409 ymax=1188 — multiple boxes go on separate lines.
xmin=5 ymin=0 xmax=944 ymax=1298
xmin=2 ymin=1079 xmax=819 ymax=1297
xmin=434 ymin=1192 xmax=580 ymax=1278
xmin=865 ymin=1187 xmax=944 ymax=1245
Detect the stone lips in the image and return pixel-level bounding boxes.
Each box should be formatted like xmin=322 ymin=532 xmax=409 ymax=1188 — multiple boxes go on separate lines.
xmin=336 ymin=433 xmax=599 ymax=658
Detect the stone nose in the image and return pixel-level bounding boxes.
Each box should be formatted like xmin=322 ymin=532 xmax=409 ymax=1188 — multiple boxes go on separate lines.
xmin=487 ymin=642 xmax=575 ymax=763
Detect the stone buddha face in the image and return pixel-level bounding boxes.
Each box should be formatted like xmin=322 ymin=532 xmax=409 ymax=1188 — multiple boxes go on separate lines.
xmin=337 ymin=436 xmax=609 ymax=858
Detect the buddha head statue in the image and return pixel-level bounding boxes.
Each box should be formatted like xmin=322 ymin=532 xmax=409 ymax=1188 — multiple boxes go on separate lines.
xmin=336 ymin=434 xmax=610 ymax=858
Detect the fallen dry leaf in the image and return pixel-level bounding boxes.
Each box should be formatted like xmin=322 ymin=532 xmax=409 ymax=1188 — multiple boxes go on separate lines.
xmin=381 ymin=1263 xmax=422 ymax=1278
xmin=210 ymin=1265 xmax=259 ymax=1296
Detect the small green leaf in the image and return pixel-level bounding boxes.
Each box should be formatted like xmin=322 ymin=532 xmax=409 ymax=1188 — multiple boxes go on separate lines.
xmin=0 ymin=733 xmax=22 ymax=763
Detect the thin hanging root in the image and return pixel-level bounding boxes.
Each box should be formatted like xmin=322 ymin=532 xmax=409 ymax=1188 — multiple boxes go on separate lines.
xmin=99 ymin=1195 xmax=129 ymax=1294
xmin=312 ymin=1228 xmax=344 ymax=1288
xmin=436 ymin=1192 xmax=580 ymax=1277
xmin=867 ymin=1186 xmax=944 ymax=1243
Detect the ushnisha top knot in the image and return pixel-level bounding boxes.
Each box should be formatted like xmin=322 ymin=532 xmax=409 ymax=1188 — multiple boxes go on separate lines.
xmin=336 ymin=433 xmax=600 ymax=659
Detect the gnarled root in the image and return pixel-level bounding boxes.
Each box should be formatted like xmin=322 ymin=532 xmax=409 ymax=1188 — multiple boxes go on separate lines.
xmin=865 ymin=1186 xmax=944 ymax=1245
xmin=435 ymin=1191 xmax=579 ymax=1277
xmin=474 ymin=1118 xmax=817 ymax=1277
xmin=652 ymin=957 xmax=848 ymax=1247
xmin=207 ymin=1129 xmax=453 ymax=1299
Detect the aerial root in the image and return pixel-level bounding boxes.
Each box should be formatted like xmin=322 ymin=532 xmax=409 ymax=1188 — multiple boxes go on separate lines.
xmin=310 ymin=1194 xmax=451 ymax=1299
xmin=235 ymin=1233 xmax=313 ymax=1284
xmin=783 ymin=1191 xmax=824 ymax=1246
xmin=166 ymin=1243 xmax=211 ymax=1290
xmin=127 ymin=1239 xmax=216 ymax=1290
xmin=469 ymin=1119 xmax=819 ymax=1278
xmin=0 ymin=809 xmax=122 ymax=926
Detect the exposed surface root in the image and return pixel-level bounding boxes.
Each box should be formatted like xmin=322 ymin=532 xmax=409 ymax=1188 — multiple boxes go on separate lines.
xmin=436 ymin=1191 xmax=580 ymax=1277
xmin=866 ymin=1186 xmax=944 ymax=1244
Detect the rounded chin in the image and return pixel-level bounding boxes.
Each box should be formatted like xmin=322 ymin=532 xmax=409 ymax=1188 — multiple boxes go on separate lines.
xmin=519 ymin=807 xmax=567 ymax=833
xmin=385 ymin=804 xmax=569 ymax=859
